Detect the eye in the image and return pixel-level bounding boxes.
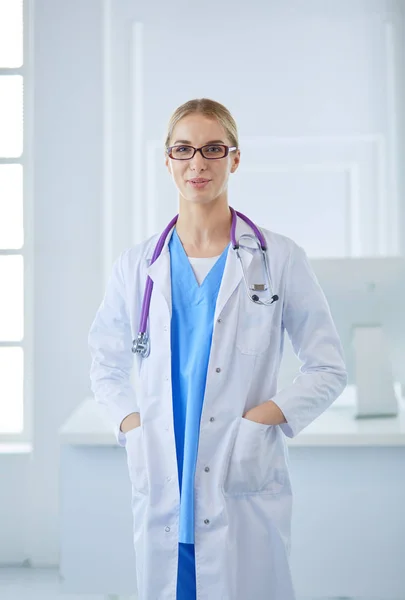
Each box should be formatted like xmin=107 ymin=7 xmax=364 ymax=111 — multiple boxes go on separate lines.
xmin=171 ymin=145 xmax=193 ymax=158
xmin=202 ymin=145 xmax=226 ymax=158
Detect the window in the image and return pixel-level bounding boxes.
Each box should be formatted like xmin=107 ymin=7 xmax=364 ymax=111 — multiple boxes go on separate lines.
xmin=0 ymin=0 xmax=29 ymax=439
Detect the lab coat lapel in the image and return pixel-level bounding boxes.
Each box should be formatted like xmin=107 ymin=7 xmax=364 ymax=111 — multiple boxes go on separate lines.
xmin=145 ymin=215 xmax=258 ymax=321
xmin=145 ymin=226 xmax=175 ymax=317
xmin=214 ymin=216 xmax=255 ymax=322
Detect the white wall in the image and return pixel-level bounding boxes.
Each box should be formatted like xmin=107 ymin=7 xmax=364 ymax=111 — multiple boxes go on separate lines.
xmin=105 ymin=0 xmax=405 ymax=262
xmin=0 ymin=0 xmax=404 ymax=567
xmin=0 ymin=0 xmax=104 ymax=565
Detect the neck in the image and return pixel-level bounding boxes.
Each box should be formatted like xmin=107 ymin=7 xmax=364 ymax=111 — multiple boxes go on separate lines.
xmin=175 ymin=200 xmax=232 ymax=257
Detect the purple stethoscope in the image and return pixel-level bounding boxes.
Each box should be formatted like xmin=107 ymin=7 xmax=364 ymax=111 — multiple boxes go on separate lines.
xmin=132 ymin=206 xmax=279 ymax=358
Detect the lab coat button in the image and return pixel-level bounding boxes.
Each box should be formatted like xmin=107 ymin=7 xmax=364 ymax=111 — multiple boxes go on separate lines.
xmin=164 ymin=325 xmax=168 ymax=331
xmin=204 ymin=519 xmax=210 ymax=525
xmin=217 ymin=318 xmax=222 ymax=323
xmin=204 ymin=467 xmax=210 ymax=472
xmin=166 ymin=476 xmax=172 ymax=482
xmin=165 ymin=526 xmax=171 ymax=532
xmin=216 ymin=367 xmax=221 ymax=373
xmin=209 ymin=417 xmax=215 ymax=422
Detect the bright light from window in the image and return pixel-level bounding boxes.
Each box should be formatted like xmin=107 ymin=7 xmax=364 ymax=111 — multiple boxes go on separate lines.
xmin=0 ymin=0 xmax=23 ymax=68
xmin=0 ymin=75 xmax=23 ymax=157
xmin=0 ymin=255 xmax=24 ymax=341
xmin=0 ymin=165 xmax=23 ymax=249
xmin=0 ymin=347 xmax=23 ymax=432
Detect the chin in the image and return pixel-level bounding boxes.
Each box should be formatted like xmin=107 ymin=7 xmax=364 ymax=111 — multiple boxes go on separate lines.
xmin=182 ymin=191 xmax=213 ymax=203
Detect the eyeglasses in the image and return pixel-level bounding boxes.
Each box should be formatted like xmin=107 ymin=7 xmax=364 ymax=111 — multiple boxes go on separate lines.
xmin=166 ymin=144 xmax=237 ymax=160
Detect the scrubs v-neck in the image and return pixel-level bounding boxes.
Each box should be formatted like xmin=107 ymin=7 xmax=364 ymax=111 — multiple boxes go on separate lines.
xmin=169 ymin=229 xmax=229 ymax=599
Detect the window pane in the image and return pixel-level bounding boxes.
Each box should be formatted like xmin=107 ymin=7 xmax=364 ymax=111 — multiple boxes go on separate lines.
xmin=0 ymin=0 xmax=23 ymax=68
xmin=0 ymin=347 xmax=23 ymax=433
xmin=0 ymin=164 xmax=23 ymax=249
xmin=0 ymin=75 xmax=23 ymax=157
xmin=0 ymin=255 xmax=23 ymax=341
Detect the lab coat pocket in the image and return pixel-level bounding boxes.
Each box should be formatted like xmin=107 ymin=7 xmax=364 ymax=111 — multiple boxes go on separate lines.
xmin=235 ymin=290 xmax=275 ymax=355
xmin=222 ymin=417 xmax=285 ymax=496
xmin=125 ymin=425 xmax=149 ymax=495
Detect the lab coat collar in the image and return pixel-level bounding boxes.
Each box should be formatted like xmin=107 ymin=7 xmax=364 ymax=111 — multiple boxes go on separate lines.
xmin=145 ymin=213 xmax=256 ymax=318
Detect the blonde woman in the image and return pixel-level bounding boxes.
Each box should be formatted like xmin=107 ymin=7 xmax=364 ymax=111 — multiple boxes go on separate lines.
xmin=88 ymin=98 xmax=347 ymax=600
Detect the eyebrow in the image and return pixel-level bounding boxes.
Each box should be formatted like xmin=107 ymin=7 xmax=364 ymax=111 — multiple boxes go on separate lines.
xmin=171 ymin=139 xmax=226 ymax=145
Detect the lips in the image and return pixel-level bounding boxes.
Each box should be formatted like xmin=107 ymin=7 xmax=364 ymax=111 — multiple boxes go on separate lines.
xmin=188 ymin=179 xmax=211 ymax=189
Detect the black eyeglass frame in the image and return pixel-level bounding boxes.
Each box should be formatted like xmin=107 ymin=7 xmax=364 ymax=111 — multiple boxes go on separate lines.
xmin=166 ymin=144 xmax=238 ymax=160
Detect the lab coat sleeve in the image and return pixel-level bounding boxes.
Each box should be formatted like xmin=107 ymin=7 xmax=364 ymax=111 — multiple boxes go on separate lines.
xmin=272 ymin=241 xmax=348 ymax=438
xmin=88 ymin=250 xmax=139 ymax=447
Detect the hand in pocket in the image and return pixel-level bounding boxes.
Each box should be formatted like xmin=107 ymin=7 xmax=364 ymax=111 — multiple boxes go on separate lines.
xmin=120 ymin=411 xmax=141 ymax=433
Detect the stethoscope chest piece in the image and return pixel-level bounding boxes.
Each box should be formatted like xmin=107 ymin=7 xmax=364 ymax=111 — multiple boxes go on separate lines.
xmin=132 ymin=332 xmax=150 ymax=358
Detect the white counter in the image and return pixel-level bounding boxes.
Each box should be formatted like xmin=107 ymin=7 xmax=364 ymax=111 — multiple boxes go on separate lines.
xmin=59 ymin=384 xmax=405 ymax=447
xmin=58 ymin=384 xmax=405 ymax=598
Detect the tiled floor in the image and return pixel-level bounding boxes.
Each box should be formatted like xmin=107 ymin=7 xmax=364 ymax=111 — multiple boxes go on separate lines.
xmin=0 ymin=568 xmax=396 ymax=600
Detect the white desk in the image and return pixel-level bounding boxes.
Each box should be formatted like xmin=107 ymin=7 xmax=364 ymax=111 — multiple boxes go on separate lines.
xmin=59 ymin=386 xmax=405 ymax=599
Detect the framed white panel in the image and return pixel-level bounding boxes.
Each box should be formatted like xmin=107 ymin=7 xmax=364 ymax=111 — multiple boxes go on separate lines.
xmin=230 ymin=164 xmax=352 ymax=257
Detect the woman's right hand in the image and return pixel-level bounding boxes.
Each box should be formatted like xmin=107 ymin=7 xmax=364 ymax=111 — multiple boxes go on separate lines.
xmin=120 ymin=412 xmax=141 ymax=433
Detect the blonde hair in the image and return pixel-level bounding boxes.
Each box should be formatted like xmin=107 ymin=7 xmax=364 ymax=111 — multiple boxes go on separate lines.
xmin=164 ymin=98 xmax=239 ymax=150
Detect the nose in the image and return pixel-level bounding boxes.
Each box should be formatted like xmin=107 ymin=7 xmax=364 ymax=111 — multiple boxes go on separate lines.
xmin=189 ymin=149 xmax=207 ymax=171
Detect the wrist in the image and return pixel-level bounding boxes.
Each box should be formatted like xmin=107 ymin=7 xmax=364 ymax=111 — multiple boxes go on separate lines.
xmin=262 ymin=400 xmax=286 ymax=425
xmin=244 ymin=401 xmax=286 ymax=426
xmin=120 ymin=412 xmax=140 ymax=433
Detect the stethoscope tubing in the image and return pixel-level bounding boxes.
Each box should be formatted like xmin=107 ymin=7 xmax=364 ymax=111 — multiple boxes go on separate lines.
xmin=132 ymin=207 xmax=277 ymax=357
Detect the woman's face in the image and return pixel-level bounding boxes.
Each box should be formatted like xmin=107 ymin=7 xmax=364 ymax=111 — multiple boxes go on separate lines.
xmin=165 ymin=113 xmax=240 ymax=207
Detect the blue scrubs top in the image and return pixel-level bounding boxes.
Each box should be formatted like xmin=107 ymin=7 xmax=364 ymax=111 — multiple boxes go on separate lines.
xmin=169 ymin=228 xmax=229 ymax=544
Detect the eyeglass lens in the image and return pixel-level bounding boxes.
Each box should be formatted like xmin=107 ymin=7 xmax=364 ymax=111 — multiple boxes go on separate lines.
xmin=171 ymin=145 xmax=226 ymax=159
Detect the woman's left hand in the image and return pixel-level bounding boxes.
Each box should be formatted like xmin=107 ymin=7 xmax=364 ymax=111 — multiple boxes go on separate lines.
xmin=243 ymin=400 xmax=287 ymax=426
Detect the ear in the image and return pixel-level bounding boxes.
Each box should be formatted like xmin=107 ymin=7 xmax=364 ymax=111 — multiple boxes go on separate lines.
xmin=165 ymin=154 xmax=172 ymax=174
xmin=230 ymin=149 xmax=241 ymax=174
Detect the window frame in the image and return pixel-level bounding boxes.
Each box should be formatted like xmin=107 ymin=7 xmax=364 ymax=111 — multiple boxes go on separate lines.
xmin=0 ymin=0 xmax=33 ymax=442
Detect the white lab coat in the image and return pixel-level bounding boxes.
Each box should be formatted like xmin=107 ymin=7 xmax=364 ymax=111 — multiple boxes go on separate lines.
xmin=88 ymin=215 xmax=347 ymax=600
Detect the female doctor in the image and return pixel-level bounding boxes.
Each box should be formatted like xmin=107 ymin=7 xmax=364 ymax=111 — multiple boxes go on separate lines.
xmin=88 ymin=98 xmax=347 ymax=600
